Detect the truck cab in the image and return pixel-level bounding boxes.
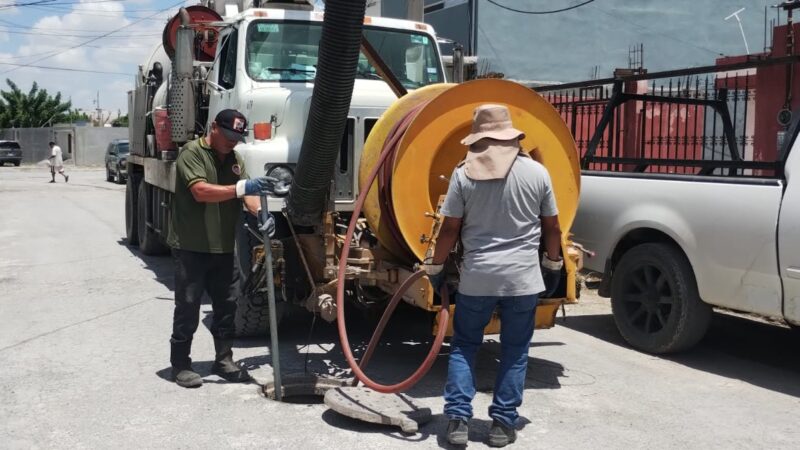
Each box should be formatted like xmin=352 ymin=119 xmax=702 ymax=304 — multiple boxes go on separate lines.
xmin=210 ymin=9 xmax=444 ymax=211
xmin=129 ymin=3 xmax=445 ymax=241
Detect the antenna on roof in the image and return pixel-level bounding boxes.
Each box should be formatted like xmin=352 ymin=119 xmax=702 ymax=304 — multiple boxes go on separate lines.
xmin=725 ymin=7 xmax=751 ymax=54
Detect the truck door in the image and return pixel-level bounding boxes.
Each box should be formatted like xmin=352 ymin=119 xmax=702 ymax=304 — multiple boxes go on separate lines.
xmin=779 ymin=130 xmax=800 ymax=326
xmin=208 ymin=27 xmax=240 ymax=123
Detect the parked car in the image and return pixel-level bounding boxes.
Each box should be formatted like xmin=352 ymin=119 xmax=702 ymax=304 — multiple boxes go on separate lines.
xmin=105 ymin=139 xmax=129 ymax=184
xmin=551 ymin=63 xmax=800 ymax=354
xmin=0 ymin=140 xmax=22 ymax=166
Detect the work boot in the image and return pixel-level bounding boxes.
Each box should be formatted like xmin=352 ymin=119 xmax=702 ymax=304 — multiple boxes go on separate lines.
xmin=171 ymin=367 xmax=203 ymax=388
xmin=487 ymin=420 xmax=517 ymax=447
xmin=211 ymin=338 xmax=251 ymax=383
xmin=446 ymin=418 xmax=469 ymax=445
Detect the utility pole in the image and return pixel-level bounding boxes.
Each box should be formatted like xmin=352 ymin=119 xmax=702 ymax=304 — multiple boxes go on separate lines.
xmin=406 ymin=0 xmax=423 ymax=21
xmin=94 ymin=90 xmax=102 ymax=127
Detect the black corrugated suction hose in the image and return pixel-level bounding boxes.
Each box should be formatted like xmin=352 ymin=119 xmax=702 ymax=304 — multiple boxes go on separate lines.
xmin=287 ymin=0 xmax=367 ymax=227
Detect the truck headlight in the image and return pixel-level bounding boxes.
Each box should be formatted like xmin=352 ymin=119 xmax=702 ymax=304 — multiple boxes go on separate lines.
xmin=266 ymin=165 xmax=293 ymax=185
xmin=119 ymin=159 xmax=127 ymax=168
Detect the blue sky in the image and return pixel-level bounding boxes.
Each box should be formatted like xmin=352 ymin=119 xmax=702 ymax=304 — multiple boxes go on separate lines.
xmin=0 ymin=0 xmax=785 ymax=120
xmin=0 ymin=0 xmax=193 ymax=120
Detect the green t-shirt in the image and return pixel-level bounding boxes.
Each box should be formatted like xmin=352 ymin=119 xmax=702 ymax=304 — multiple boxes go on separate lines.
xmin=167 ymin=138 xmax=248 ymax=254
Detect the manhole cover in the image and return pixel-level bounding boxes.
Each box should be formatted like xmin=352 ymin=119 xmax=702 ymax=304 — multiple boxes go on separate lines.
xmin=324 ymin=386 xmax=432 ymax=434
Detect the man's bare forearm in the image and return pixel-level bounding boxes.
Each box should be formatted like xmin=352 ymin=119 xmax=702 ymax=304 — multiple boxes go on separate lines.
xmin=432 ymin=216 xmax=462 ymax=264
xmin=243 ymin=195 xmax=260 ymax=216
xmin=541 ymin=215 xmax=562 ymax=259
xmin=189 ymin=181 xmax=237 ymax=203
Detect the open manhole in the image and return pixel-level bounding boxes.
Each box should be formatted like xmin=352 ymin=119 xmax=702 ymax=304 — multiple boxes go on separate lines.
xmin=261 ymin=373 xmax=351 ymax=402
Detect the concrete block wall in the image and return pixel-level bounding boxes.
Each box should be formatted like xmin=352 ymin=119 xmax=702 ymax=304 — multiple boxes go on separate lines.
xmin=0 ymin=128 xmax=56 ymax=164
xmin=0 ymin=127 xmax=128 ymax=166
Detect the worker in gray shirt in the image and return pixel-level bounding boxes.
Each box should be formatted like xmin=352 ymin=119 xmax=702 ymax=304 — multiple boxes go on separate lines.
xmin=422 ymin=104 xmax=563 ymax=447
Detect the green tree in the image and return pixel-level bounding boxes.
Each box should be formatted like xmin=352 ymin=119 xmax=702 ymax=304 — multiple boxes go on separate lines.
xmin=112 ymin=114 xmax=129 ymax=127
xmin=63 ymin=109 xmax=91 ymax=124
xmin=0 ymin=79 xmax=72 ymax=128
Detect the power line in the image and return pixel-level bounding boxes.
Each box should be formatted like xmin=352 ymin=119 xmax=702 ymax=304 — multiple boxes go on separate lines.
xmin=0 ymin=1 xmax=56 ymax=9
xmin=0 ymin=28 xmax=162 ymax=37
xmin=28 ymin=4 xmax=176 ymax=20
xmin=0 ymin=43 xmax=155 ymax=61
xmin=0 ymin=0 xmax=125 ymax=7
xmin=593 ymin=7 xmax=723 ymax=56
xmin=0 ymin=17 xmax=161 ymax=33
xmin=0 ymin=0 xmax=185 ymax=75
xmin=0 ymin=61 xmax=130 ymax=75
xmin=486 ymin=0 xmax=595 ymax=15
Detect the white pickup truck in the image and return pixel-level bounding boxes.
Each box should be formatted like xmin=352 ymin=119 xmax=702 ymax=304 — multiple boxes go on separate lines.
xmin=564 ymin=71 xmax=800 ymax=353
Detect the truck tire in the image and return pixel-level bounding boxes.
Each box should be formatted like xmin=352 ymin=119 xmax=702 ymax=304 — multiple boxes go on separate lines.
xmin=137 ymin=181 xmax=168 ymax=255
xmin=610 ymin=243 xmax=711 ymax=354
xmin=233 ymin=221 xmax=285 ymax=337
xmin=125 ymin=175 xmax=140 ymax=246
xmin=234 ymin=290 xmax=286 ymax=337
xmin=107 ymin=168 xmax=114 ymax=182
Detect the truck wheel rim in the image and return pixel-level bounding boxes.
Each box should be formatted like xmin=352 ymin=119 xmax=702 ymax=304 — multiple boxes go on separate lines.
xmin=621 ymin=264 xmax=674 ymax=334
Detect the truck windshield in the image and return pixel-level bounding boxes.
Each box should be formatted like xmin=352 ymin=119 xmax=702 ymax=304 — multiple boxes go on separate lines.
xmin=246 ymin=21 xmax=442 ymax=88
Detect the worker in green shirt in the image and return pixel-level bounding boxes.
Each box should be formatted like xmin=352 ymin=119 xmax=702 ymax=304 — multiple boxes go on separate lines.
xmin=167 ymin=109 xmax=279 ymax=388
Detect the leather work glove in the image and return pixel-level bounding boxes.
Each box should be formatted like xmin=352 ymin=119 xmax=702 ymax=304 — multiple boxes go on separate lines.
xmin=541 ymin=252 xmax=564 ymax=298
xmin=257 ymin=210 xmax=276 ymax=238
xmin=236 ymin=176 xmax=281 ymax=197
xmin=420 ymin=262 xmax=445 ymax=294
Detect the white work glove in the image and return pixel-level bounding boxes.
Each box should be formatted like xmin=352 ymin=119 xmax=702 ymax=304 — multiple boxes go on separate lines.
xmin=419 ymin=263 xmax=443 ymax=276
xmin=419 ymin=260 xmax=445 ymax=294
xmin=541 ymin=252 xmax=564 ymax=298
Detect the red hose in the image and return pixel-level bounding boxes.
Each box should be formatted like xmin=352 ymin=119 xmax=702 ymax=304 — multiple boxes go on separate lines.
xmin=336 ymin=106 xmax=451 ymax=394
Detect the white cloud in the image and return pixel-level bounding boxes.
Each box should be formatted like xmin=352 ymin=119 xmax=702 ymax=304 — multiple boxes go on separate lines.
xmin=1 ymin=0 xmax=183 ymax=112
xmin=0 ymin=0 xmax=20 ymax=15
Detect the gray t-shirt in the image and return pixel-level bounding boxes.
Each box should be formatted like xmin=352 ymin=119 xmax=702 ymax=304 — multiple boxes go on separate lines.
xmin=440 ymin=155 xmax=558 ymax=296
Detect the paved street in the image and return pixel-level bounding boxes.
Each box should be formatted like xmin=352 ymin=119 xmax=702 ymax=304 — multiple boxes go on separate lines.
xmin=1 ymin=166 xmax=799 ymax=449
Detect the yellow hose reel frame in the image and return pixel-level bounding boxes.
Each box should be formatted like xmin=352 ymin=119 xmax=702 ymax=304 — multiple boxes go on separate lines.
xmin=359 ymin=79 xmax=581 ymax=330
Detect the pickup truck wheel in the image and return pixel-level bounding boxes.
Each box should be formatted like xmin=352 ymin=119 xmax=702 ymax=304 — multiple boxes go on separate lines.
xmin=125 ymin=175 xmax=140 ymax=246
xmin=115 ymin=165 xmax=125 ymax=184
xmin=106 ymin=168 xmax=114 ymax=182
xmin=136 ymin=181 xmax=168 ymax=255
xmin=611 ymin=243 xmax=711 ymax=353
xmin=13 ymin=161 xmax=20 ymax=167
xmin=233 ymin=216 xmax=285 ymax=337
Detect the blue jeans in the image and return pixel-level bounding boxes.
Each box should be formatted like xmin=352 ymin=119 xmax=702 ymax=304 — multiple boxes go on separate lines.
xmin=444 ymin=293 xmax=538 ymax=427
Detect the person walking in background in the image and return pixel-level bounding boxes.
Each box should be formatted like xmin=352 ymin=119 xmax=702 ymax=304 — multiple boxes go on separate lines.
xmin=422 ymin=104 xmax=563 ymax=447
xmin=47 ymin=141 xmax=68 ymax=183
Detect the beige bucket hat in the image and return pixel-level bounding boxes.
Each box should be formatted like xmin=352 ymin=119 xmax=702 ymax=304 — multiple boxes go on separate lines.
xmin=461 ymin=104 xmax=526 ymax=180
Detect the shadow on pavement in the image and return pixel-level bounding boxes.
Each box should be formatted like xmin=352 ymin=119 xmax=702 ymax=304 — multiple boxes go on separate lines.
xmin=560 ymin=311 xmax=800 ymax=397
xmin=217 ymin=303 xmax=567 ymax=401
xmin=117 ymin=239 xmax=175 ymax=293
xmin=320 ymin=408 xmax=436 ymax=443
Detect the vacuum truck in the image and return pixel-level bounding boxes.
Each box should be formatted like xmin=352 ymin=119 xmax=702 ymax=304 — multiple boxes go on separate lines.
xmin=126 ymin=0 xmax=582 ymax=340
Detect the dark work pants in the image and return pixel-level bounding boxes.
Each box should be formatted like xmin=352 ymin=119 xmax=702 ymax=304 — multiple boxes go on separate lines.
xmin=170 ymin=249 xmax=239 ymax=369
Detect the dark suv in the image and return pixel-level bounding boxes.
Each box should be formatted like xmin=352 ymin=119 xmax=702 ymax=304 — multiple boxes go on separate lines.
xmin=105 ymin=139 xmax=129 ymax=184
xmin=0 ymin=140 xmax=22 ymax=166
